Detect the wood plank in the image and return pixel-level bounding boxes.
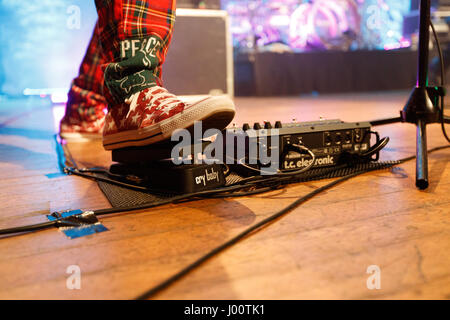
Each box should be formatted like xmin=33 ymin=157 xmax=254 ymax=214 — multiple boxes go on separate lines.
xmin=0 ymin=92 xmax=449 ymax=299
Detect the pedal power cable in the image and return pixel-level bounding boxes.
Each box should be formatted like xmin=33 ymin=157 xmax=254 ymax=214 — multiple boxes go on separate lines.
xmin=431 ymin=20 xmax=450 ymax=143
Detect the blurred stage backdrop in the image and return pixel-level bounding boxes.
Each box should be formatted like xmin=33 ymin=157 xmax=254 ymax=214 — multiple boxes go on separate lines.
xmin=0 ymin=0 xmax=449 ymax=98
xmin=224 ymin=0 xmax=411 ymax=52
xmin=0 ymin=0 xmax=97 ymax=98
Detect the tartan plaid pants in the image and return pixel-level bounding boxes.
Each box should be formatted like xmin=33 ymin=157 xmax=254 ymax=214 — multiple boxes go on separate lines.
xmin=64 ymin=0 xmax=176 ymax=122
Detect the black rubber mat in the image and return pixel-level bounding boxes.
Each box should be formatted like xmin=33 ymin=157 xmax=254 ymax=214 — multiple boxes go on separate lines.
xmin=97 ymin=161 xmax=400 ymax=208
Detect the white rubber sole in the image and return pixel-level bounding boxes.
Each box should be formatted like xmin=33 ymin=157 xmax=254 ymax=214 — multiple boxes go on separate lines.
xmin=103 ymin=95 xmax=236 ymax=150
xmin=60 ymin=131 xmax=102 ymax=142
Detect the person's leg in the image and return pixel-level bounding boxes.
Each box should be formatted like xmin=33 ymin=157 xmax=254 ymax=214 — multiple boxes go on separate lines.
xmin=95 ymin=0 xmax=235 ymax=150
xmin=60 ymin=23 xmax=108 ymax=140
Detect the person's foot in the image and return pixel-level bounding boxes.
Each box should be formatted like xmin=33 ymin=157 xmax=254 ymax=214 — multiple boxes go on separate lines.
xmin=59 ymin=111 xmax=106 ymax=141
xmin=102 ymin=86 xmax=236 ymax=150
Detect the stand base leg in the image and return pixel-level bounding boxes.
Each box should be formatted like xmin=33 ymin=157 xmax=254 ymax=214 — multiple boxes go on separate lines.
xmin=444 ymin=116 xmax=450 ymax=124
xmin=416 ymin=119 xmax=429 ymax=189
xmin=370 ymin=117 xmax=402 ymax=127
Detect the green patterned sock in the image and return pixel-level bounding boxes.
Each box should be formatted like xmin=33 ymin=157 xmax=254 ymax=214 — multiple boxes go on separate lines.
xmin=104 ymin=35 xmax=164 ymax=105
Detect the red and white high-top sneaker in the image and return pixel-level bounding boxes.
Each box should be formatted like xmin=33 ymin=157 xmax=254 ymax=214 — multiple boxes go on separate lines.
xmin=102 ymin=86 xmax=236 ymax=150
xmin=59 ymin=108 xmax=106 ymax=141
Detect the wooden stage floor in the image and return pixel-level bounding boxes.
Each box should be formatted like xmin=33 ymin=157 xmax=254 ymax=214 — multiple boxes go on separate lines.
xmin=0 ymin=91 xmax=449 ymax=300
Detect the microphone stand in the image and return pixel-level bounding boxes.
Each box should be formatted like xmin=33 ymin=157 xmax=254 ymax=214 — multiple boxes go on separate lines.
xmin=370 ymin=0 xmax=449 ymax=189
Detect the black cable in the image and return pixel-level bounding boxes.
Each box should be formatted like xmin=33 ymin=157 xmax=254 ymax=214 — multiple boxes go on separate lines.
xmin=65 ymin=167 xmax=151 ymax=192
xmin=134 ymin=170 xmax=363 ymax=300
xmin=361 ymin=137 xmax=390 ymax=158
xmin=133 ymin=145 xmax=450 ymax=300
xmin=203 ymin=185 xmax=280 ymax=198
xmin=430 ymin=21 xmax=450 ymax=143
xmin=93 ymin=184 xmax=265 ymax=216
xmin=54 ymin=135 xmax=78 ymax=170
xmin=0 ymin=184 xmax=255 ymax=236
xmin=235 ymin=143 xmax=316 ymax=176
xmin=0 ymin=221 xmax=56 ymax=236
xmin=0 ymin=146 xmax=448 ymax=238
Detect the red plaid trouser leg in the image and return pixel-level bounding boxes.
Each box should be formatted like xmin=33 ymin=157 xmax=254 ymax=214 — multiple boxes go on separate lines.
xmin=61 ymin=0 xmax=175 ymax=136
xmin=95 ymin=0 xmax=176 ymax=106
xmin=62 ymin=24 xmax=107 ymax=127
